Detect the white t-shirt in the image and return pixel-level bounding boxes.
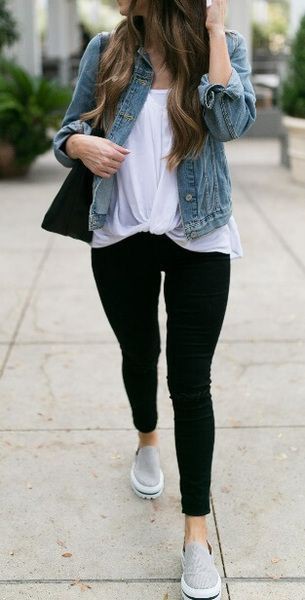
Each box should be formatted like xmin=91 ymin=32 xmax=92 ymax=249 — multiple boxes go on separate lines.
xmin=90 ymin=88 xmax=243 ymax=260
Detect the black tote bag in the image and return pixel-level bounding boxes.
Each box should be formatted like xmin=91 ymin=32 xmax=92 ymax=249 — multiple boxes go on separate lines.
xmin=41 ymin=32 xmax=110 ymax=244
xmin=40 ymin=127 xmax=104 ymax=243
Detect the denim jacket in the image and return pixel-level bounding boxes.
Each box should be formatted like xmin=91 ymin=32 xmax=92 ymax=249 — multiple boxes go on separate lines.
xmin=53 ymin=29 xmax=256 ymax=240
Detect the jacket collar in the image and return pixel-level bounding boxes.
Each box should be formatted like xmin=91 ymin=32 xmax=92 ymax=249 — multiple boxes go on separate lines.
xmin=136 ymin=46 xmax=153 ymax=69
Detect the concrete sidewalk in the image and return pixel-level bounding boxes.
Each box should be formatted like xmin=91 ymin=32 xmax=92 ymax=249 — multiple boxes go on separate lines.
xmin=0 ymin=137 xmax=304 ymax=599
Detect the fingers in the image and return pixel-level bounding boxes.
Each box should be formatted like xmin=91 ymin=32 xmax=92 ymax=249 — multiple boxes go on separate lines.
xmin=104 ymin=157 xmax=124 ymax=169
xmin=86 ymin=160 xmax=125 ymax=179
xmin=102 ymin=164 xmax=119 ymax=177
xmin=99 ymin=143 xmax=131 ymax=174
xmin=106 ymin=148 xmax=130 ymax=163
xmin=111 ymin=142 xmax=131 ymax=154
xmin=82 ymin=139 xmax=131 ymax=178
xmin=92 ymin=166 xmax=117 ymax=178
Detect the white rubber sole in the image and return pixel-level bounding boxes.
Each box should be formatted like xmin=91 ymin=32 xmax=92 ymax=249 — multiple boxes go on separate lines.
xmin=130 ymin=462 xmax=165 ymax=499
xmin=181 ymin=572 xmax=221 ymax=600
xmin=180 ymin=546 xmax=221 ymax=600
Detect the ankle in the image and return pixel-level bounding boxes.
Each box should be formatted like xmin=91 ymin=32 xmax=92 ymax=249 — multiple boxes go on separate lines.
xmin=184 ymin=515 xmax=208 ymax=546
xmin=184 ymin=532 xmax=209 ymax=553
xmin=184 ymin=533 xmax=208 ymax=545
xmin=138 ymin=429 xmax=158 ymax=448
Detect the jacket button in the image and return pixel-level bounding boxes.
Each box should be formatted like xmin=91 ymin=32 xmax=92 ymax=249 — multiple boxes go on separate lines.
xmin=185 ymin=193 xmax=193 ymax=201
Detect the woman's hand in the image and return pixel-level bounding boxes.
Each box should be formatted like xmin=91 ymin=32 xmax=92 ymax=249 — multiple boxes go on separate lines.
xmin=205 ymin=0 xmax=228 ymax=35
xmin=65 ymin=134 xmax=130 ymax=178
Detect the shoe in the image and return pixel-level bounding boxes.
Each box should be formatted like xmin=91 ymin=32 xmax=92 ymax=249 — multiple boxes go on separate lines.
xmin=130 ymin=445 xmax=164 ymax=499
xmin=181 ymin=539 xmax=222 ymax=600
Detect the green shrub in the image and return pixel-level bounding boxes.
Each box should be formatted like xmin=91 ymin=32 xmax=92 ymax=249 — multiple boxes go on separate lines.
xmin=252 ymin=22 xmax=270 ymax=52
xmin=0 ymin=59 xmax=72 ymax=167
xmin=0 ymin=0 xmax=18 ymax=52
xmin=252 ymin=3 xmax=289 ymax=55
xmin=280 ymin=14 xmax=305 ymax=118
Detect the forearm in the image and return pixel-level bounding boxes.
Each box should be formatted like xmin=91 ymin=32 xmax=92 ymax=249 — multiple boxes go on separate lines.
xmin=198 ymin=31 xmax=256 ymax=141
xmin=208 ymin=28 xmax=232 ymax=86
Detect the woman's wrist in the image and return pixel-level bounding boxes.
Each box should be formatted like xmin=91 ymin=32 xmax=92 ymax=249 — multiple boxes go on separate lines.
xmin=208 ymin=26 xmax=226 ymax=39
xmin=65 ymin=133 xmax=84 ymax=159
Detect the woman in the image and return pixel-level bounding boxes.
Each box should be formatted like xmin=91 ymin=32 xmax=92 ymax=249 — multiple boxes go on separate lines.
xmin=53 ymin=1 xmax=256 ymax=598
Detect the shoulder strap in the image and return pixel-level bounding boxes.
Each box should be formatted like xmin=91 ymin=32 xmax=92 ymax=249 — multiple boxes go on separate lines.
xmin=91 ymin=32 xmax=111 ymax=134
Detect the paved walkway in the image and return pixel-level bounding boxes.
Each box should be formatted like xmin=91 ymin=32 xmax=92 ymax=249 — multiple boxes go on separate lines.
xmin=0 ymin=137 xmax=304 ymax=599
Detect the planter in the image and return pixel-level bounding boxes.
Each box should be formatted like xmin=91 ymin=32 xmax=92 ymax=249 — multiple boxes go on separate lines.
xmin=282 ymin=116 xmax=305 ymax=185
xmin=0 ymin=141 xmax=30 ymax=178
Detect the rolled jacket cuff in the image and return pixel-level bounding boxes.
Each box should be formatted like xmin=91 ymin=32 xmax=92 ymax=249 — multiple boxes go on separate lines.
xmin=198 ymin=67 xmax=244 ymax=109
xmin=53 ymin=119 xmax=92 ymax=167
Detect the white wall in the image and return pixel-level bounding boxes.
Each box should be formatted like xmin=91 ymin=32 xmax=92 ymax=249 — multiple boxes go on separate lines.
xmin=46 ymin=0 xmax=80 ymax=59
xmin=5 ymin=0 xmax=41 ymax=75
xmin=45 ymin=0 xmax=81 ymax=84
xmin=227 ymin=0 xmax=253 ymax=63
xmin=289 ymin=0 xmax=305 ymax=36
xmin=3 ymin=0 xmax=80 ymax=81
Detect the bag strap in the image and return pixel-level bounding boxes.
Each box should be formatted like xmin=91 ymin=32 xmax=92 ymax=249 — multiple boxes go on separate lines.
xmin=91 ymin=32 xmax=111 ymax=134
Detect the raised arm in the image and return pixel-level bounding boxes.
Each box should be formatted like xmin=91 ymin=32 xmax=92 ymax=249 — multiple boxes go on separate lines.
xmin=198 ymin=29 xmax=256 ymax=141
xmin=197 ymin=0 xmax=256 ymax=141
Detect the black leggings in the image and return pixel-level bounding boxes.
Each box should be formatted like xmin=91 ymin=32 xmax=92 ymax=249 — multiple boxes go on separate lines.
xmin=90 ymin=231 xmax=231 ymax=516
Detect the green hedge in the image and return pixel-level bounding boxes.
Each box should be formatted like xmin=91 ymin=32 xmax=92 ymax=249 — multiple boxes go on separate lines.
xmin=280 ymin=14 xmax=305 ymax=118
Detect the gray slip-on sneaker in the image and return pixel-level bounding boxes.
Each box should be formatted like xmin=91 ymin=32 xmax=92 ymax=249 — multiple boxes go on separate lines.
xmin=130 ymin=445 xmax=164 ymax=499
xmin=181 ymin=539 xmax=221 ymax=600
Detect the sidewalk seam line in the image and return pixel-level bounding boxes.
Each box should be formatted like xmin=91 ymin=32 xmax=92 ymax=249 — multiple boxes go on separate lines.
xmin=0 ymin=425 xmax=304 ymax=432
xmin=0 ymin=237 xmax=55 ymax=380
xmin=211 ymin=493 xmax=231 ymax=600
xmin=0 ymin=577 xmax=304 ymax=584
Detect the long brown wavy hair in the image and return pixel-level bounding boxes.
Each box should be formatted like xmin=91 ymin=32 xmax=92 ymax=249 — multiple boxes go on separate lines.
xmin=81 ymin=0 xmax=214 ymax=171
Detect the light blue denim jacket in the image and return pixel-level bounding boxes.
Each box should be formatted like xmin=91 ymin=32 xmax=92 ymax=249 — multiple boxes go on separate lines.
xmin=53 ymin=29 xmax=256 ymax=240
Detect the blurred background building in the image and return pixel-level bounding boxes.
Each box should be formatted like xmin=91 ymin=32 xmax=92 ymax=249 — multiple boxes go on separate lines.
xmin=3 ymin=1 xmax=302 ymax=77
xmin=2 ymin=0 xmax=305 ymax=149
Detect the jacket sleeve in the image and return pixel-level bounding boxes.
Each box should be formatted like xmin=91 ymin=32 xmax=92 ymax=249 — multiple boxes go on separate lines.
xmin=198 ymin=31 xmax=256 ymax=142
xmin=52 ymin=33 xmax=102 ymax=168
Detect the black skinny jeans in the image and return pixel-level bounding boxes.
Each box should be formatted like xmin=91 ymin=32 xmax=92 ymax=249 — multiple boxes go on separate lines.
xmin=91 ymin=231 xmax=231 ymax=516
